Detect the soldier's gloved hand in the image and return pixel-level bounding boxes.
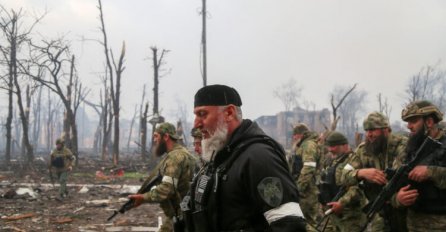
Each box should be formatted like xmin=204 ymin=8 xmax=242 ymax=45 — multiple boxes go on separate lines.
xmin=396 ymin=185 xmax=418 ymax=207
xmin=357 ymin=168 xmax=387 ymax=185
xmin=128 ymin=194 xmax=145 ymax=208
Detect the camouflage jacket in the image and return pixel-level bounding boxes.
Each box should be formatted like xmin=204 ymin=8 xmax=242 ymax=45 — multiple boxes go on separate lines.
xmin=296 ymin=131 xmax=321 ymax=196
xmin=332 ymin=151 xmax=367 ymax=211
xmin=339 ymin=133 xmax=407 ymax=200
xmin=143 ymin=143 xmax=195 ymax=216
xmin=49 ymin=147 xmax=75 ymax=172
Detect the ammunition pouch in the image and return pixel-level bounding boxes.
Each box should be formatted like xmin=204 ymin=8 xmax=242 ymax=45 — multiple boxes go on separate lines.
xmin=318 ymin=166 xmax=339 ymax=205
xmin=181 ymin=195 xmax=194 ymax=232
xmin=182 ymin=171 xmax=215 ymax=232
xmin=411 ymin=181 xmax=446 ymax=214
xmin=51 ymin=156 xmax=65 ymax=168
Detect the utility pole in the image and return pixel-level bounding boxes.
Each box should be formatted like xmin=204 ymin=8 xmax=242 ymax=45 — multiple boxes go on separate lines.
xmin=201 ymin=0 xmax=207 ymax=86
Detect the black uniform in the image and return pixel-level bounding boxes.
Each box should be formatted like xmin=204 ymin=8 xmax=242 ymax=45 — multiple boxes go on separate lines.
xmin=183 ymin=119 xmax=306 ymax=232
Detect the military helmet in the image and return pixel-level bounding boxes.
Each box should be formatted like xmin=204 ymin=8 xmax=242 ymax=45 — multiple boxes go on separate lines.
xmin=191 ymin=127 xmax=203 ymax=139
xmin=363 ymin=112 xmax=389 ymax=130
xmin=293 ymin=123 xmax=309 ymax=135
xmin=155 ymin=122 xmax=179 ymax=140
xmin=56 ymin=138 xmax=64 ymax=145
xmin=325 ymin=131 xmax=348 ymax=146
xmin=401 ymin=100 xmax=443 ymax=123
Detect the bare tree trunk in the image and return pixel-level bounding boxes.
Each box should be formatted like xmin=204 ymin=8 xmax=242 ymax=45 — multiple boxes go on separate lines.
xmin=330 ymin=84 xmax=357 ymax=131
xmin=32 ymin=87 xmax=42 ymax=150
xmin=13 ymin=72 xmax=33 ymax=164
xmin=5 ymin=75 xmax=13 ymax=165
xmin=140 ymin=103 xmax=148 ymax=161
xmin=127 ymin=105 xmax=137 ymax=152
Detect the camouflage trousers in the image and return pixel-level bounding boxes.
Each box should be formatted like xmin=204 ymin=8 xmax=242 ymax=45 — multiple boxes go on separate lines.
xmin=159 ymin=214 xmax=173 ymax=232
xmin=300 ymin=194 xmax=322 ymax=232
xmin=330 ymin=210 xmax=367 ymax=232
xmin=406 ymin=210 xmax=446 ymax=232
xmin=56 ymin=171 xmax=68 ymax=197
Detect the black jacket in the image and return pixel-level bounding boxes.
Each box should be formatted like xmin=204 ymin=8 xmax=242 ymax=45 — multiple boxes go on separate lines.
xmin=190 ymin=119 xmax=306 ymax=232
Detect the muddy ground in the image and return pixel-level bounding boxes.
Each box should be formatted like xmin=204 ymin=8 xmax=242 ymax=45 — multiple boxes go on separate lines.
xmin=0 ymin=154 xmax=164 ymax=232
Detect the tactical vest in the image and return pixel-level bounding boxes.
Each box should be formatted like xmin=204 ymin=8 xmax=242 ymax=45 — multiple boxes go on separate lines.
xmin=360 ymin=135 xmax=404 ymax=201
xmin=409 ymin=135 xmax=446 ymax=214
xmin=51 ymin=156 xmax=65 ymax=168
xmin=184 ymin=135 xmax=287 ymax=232
xmin=318 ymin=153 xmax=348 ymax=205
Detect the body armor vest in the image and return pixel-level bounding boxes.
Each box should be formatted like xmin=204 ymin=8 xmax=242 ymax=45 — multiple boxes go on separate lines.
xmin=409 ymin=135 xmax=446 ymax=214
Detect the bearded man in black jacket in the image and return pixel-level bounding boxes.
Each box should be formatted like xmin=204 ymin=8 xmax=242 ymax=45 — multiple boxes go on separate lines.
xmin=182 ymin=84 xmax=306 ymax=232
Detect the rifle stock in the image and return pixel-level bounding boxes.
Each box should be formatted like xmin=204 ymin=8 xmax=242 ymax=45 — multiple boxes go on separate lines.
xmin=360 ymin=136 xmax=442 ymax=231
xmin=107 ymin=172 xmax=162 ymax=221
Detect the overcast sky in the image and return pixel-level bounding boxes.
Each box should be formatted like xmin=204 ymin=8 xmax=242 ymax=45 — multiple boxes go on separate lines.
xmin=3 ymin=0 xmax=446 ymax=125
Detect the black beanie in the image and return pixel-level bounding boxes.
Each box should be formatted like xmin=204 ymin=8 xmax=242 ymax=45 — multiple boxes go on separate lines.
xmin=194 ymin=84 xmax=242 ymax=107
xmin=325 ymin=131 xmax=348 ymax=146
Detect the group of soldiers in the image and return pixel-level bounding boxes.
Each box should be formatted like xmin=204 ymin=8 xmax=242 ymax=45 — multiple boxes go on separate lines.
xmin=47 ymin=84 xmax=446 ymax=232
xmin=291 ymin=100 xmax=446 ymax=232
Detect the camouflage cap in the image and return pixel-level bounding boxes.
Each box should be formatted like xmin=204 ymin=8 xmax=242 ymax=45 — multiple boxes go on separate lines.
xmin=191 ymin=127 xmax=203 ymax=139
xmin=155 ymin=122 xmax=179 ymax=140
xmin=363 ymin=112 xmax=389 ymax=130
xmin=401 ymin=100 xmax=443 ymax=123
xmin=56 ymin=138 xmax=64 ymax=145
xmin=325 ymin=131 xmax=348 ymax=146
xmin=293 ymin=123 xmax=309 ymax=135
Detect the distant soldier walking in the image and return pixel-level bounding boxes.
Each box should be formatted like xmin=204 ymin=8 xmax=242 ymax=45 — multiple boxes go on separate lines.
xmin=49 ymin=138 xmax=75 ymax=200
xmin=293 ymin=123 xmax=323 ymax=232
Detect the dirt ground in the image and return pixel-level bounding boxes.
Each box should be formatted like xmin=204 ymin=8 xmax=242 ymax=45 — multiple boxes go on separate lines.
xmin=0 ymin=155 xmax=164 ymax=232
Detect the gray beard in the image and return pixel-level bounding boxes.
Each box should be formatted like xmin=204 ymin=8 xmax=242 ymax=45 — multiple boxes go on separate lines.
xmin=201 ymin=119 xmax=228 ymax=162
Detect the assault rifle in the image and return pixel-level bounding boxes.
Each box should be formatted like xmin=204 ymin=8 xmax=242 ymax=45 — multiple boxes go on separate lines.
xmin=107 ymin=172 xmax=162 ymax=221
xmin=360 ymin=136 xmax=442 ymax=231
xmin=316 ymin=186 xmax=347 ymax=232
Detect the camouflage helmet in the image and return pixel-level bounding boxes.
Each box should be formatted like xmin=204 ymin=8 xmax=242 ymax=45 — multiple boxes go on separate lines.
xmin=191 ymin=127 xmax=203 ymax=139
xmin=401 ymin=100 xmax=443 ymax=123
xmin=325 ymin=131 xmax=348 ymax=146
xmin=293 ymin=123 xmax=309 ymax=135
xmin=155 ymin=122 xmax=179 ymax=140
xmin=56 ymin=138 xmax=64 ymax=145
xmin=363 ymin=112 xmax=389 ymax=130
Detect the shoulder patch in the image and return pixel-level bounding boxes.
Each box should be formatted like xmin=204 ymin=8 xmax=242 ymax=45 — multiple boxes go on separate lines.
xmin=257 ymin=177 xmax=283 ymax=207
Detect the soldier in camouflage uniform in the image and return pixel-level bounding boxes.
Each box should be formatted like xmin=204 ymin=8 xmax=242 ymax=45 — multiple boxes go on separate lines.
xmin=191 ymin=127 xmax=205 ymax=171
xmin=392 ymin=100 xmax=446 ymax=231
xmin=129 ymin=122 xmax=196 ymax=232
xmin=318 ymin=131 xmax=367 ymax=232
xmin=49 ymin=138 xmax=75 ymax=199
xmin=293 ymin=123 xmax=323 ymax=232
xmin=338 ymin=112 xmax=407 ymax=231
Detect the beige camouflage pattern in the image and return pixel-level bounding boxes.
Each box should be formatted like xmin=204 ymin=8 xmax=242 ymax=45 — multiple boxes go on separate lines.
xmin=50 ymin=147 xmax=75 ymax=172
xmin=295 ymin=131 xmax=322 ymax=232
xmin=363 ymin=112 xmax=390 ymax=130
xmin=49 ymin=146 xmax=75 ymax=197
xmin=330 ymin=151 xmax=367 ymax=232
xmin=339 ymin=133 xmax=407 ymax=231
xmin=142 ymin=143 xmax=195 ymax=232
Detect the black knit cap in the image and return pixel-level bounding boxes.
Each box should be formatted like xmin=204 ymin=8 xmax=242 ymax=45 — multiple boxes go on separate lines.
xmin=325 ymin=131 xmax=348 ymax=146
xmin=194 ymin=84 xmax=242 ymax=107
